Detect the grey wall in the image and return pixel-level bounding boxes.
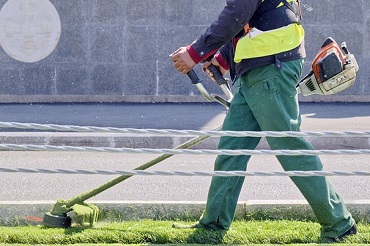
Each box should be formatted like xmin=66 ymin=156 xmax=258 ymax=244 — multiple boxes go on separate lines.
xmin=0 ymin=0 xmax=368 ymax=103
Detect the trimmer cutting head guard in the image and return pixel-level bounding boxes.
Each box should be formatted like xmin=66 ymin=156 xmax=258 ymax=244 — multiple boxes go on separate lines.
xmin=297 ymin=37 xmax=359 ymax=96
xmin=43 ymin=212 xmax=72 ymax=228
xmin=43 ymin=199 xmax=99 ymax=228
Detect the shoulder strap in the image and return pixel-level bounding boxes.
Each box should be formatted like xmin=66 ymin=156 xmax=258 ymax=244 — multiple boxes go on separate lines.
xmin=281 ymin=0 xmax=302 ymax=21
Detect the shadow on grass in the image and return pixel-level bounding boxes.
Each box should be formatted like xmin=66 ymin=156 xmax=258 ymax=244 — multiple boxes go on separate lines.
xmin=62 ymin=226 xmax=90 ymax=236
xmin=185 ymin=228 xmax=227 ymax=244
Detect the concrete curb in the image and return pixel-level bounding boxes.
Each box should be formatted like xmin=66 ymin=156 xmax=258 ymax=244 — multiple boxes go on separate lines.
xmin=0 ymin=132 xmax=369 ymax=150
xmin=1 ymin=200 xmax=369 ymax=226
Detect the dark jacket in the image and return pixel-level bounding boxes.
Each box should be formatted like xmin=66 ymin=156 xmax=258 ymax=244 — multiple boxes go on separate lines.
xmin=187 ymin=0 xmax=306 ymax=80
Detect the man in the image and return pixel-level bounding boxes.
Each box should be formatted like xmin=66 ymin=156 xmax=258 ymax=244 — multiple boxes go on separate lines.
xmin=169 ymin=0 xmax=357 ymax=242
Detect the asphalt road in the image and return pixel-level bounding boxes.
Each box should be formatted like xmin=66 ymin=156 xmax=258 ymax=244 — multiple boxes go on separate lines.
xmin=0 ymin=151 xmax=368 ymax=202
xmin=0 ymin=102 xmax=369 ymax=131
xmin=0 ymin=103 xmax=226 ymax=131
xmin=0 ymin=102 xmax=369 ymax=203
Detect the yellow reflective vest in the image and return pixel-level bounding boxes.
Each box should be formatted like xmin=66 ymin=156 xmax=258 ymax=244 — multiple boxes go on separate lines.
xmin=234 ymin=0 xmax=304 ymax=63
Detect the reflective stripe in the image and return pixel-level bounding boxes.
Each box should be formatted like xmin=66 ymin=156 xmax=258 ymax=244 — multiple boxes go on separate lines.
xmin=234 ymin=23 xmax=304 ymax=63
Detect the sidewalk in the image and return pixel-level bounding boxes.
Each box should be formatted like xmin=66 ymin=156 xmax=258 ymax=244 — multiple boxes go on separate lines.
xmin=0 ymin=102 xmax=369 ymax=149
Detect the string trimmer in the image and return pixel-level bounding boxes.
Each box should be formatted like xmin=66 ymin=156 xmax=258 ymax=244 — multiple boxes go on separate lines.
xmin=42 ymin=65 xmax=232 ymax=228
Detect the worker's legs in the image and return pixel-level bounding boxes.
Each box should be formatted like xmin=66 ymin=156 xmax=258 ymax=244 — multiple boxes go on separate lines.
xmin=242 ymin=59 xmax=355 ymax=239
xmin=198 ymin=82 xmax=261 ymax=230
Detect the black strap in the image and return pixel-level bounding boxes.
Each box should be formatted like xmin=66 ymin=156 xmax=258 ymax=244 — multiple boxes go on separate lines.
xmin=281 ymin=0 xmax=302 ymax=20
xmin=250 ymin=0 xmax=302 ymax=31
xmin=274 ymin=55 xmax=282 ymax=70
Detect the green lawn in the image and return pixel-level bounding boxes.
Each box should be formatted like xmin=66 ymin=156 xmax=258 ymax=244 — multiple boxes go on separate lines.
xmin=0 ymin=220 xmax=369 ymax=245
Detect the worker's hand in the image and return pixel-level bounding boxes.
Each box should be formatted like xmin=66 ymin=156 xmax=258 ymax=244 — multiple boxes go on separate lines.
xmin=169 ymin=47 xmax=196 ymax=74
xmin=201 ymin=57 xmax=228 ymax=82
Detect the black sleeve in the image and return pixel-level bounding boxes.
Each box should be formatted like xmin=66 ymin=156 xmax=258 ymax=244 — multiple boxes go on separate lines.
xmin=218 ymin=42 xmax=237 ymax=80
xmin=189 ymin=0 xmax=261 ymax=63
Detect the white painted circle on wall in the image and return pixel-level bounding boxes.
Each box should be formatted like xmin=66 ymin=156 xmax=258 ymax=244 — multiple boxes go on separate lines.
xmin=0 ymin=0 xmax=61 ymax=63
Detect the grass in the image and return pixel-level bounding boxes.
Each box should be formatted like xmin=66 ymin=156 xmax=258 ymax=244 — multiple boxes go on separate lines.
xmin=0 ymin=219 xmax=369 ymax=245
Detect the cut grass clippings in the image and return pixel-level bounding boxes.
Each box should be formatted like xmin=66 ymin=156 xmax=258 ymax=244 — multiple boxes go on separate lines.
xmin=0 ymin=220 xmax=369 ymax=245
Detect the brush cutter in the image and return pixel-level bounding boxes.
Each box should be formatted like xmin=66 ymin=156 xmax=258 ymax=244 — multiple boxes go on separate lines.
xmin=42 ymin=36 xmax=359 ymax=227
xmin=42 ymin=65 xmax=232 ymax=228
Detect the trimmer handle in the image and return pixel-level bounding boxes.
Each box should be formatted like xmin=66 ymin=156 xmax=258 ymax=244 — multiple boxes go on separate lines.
xmin=187 ymin=69 xmax=202 ymax=84
xmin=208 ymin=64 xmax=228 ymax=86
xmin=187 ymin=67 xmax=233 ymax=106
xmin=208 ymin=64 xmax=233 ymax=101
xmin=187 ymin=69 xmax=213 ymax=102
xmin=188 ymin=65 xmax=228 ymax=86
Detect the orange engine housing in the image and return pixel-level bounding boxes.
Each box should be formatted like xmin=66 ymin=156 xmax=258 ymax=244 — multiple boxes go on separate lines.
xmin=312 ymin=37 xmax=346 ymax=84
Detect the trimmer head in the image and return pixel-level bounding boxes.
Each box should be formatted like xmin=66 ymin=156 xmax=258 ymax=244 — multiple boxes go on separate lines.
xmin=42 ymin=199 xmax=99 ymax=228
xmin=43 ymin=212 xmax=72 ymax=228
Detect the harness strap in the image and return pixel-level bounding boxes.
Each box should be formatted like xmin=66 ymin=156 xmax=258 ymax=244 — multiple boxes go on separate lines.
xmin=281 ymin=0 xmax=302 ymax=21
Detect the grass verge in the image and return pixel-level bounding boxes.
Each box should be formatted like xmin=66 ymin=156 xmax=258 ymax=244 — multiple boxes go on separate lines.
xmin=0 ymin=220 xmax=369 ymax=245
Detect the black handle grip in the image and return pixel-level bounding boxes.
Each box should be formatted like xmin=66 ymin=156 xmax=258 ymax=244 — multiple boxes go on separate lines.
xmin=208 ymin=64 xmax=228 ymax=86
xmin=187 ymin=70 xmax=202 ymax=84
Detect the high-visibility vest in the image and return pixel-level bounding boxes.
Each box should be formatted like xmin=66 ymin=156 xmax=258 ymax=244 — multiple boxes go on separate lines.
xmin=234 ymin=0 xmax=304 ymax=63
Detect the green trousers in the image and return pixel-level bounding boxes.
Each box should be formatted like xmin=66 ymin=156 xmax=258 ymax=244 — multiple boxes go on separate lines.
xmin=198 ymin=59 xmax=355 ymax=238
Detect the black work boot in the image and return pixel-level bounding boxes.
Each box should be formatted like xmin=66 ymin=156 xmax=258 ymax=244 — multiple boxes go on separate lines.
xmin=326 ymin=223 xmax=358 ymax=243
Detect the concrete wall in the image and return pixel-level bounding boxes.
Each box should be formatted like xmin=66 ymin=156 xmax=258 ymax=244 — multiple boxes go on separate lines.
xmin=0 ymin=0 xmax=368 ymax=103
